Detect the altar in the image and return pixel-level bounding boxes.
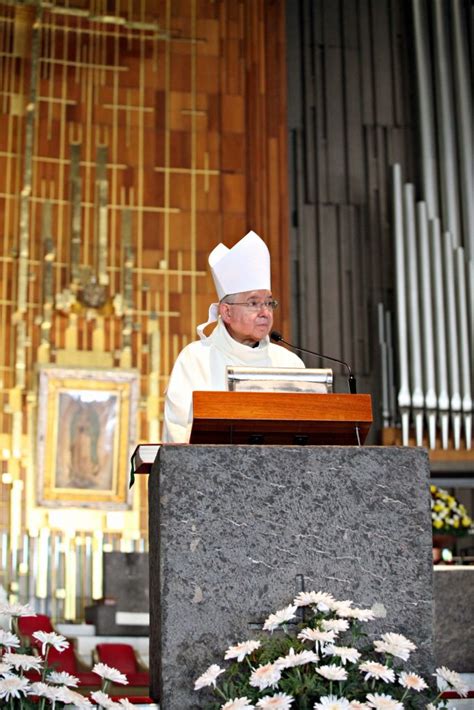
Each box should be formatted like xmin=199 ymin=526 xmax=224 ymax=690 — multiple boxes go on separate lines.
xmin=148 ymin=444 xmax=434 ymax=709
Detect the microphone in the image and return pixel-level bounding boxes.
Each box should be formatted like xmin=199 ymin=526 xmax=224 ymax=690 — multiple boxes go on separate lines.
xmin=270 ymin=331 xmax=357 ymax=394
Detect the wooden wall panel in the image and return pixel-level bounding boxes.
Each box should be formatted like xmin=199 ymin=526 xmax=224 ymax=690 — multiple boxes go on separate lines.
xmin=0 ymin=0 xmax=290 ymax=546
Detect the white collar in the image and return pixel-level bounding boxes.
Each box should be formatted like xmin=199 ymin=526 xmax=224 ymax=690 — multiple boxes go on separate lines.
xmin=209 ymin=318 xmax=269 ymax=358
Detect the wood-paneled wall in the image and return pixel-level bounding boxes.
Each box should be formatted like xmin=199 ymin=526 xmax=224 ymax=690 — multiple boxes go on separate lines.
xmin=0 ymin=0 xmax=290 ymax=541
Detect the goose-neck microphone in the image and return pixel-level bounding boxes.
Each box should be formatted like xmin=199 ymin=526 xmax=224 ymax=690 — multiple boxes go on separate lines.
xmin=270 ymin=330 xmax=357 ymax=394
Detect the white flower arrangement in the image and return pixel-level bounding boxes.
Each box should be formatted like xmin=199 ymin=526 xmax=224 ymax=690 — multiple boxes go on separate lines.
xmin=195 ymin=590 xmax=468 ymax=709
xmin=0 ymin=602 xmax=131 ymax=708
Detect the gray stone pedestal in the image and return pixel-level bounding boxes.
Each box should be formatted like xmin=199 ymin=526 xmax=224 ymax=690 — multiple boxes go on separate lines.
xmin=149 ymin=445 xmax=433 ymax=709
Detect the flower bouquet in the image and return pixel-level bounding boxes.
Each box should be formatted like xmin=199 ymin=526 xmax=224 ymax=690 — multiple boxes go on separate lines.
xmin=194 ymin=590 xmax=468 ymax=710
xmin=430 ymin=485 xmax=472 ymax=536
xmin=0 ymin=603 xmax=132 ymax=709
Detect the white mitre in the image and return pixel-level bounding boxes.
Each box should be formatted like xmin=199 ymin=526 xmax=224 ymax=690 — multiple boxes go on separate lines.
xmin=197 ymin=230 xmax=271 ymax=339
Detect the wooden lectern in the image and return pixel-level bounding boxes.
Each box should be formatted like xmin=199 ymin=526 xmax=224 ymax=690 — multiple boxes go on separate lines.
xmin=190 ymin=391 xmax=372 ymax=445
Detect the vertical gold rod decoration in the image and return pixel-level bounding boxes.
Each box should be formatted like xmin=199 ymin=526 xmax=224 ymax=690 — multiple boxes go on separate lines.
xmin=163 ymin=0 xmax=171 ymax=376
xmin=35 ymin=526 xmax=49 ymax=599
xmin=110 ymin=15 xmax=120 ymax=320
xmin=70 ymin=143 xmax=82 ymax=285
xmin=56 ymin=17 xmax=70 ymax=281
xmin=1 ymin=20 xmax=11 ymax=431
xmin=136 ymin=1 xmax=145 ymax=370
xmin=65 ymin=313 xmax=78 ymax=350
xmin=9 ymin=479 xmax=23 ymax=556
xmin=92 ymin=530 xmax=103 ymax=600
xmin=40 ymin=201 xmax=54 ymax=352
xmin=190 ymin=0 xmax=197 ymax=333
xmin=83 ymin=40 xmax=93 ymax=268
xmin=95 ymin=145 xmax=109 ymax=285
xmin=122 ymin=208 xmax=134 ymax=349
xmin=16 ymin=4 xmax=41 ymax=409
xmin=92 ymin=317 xmax=105 ymax=351
xmin=45 ymin=9 xmax=56 ymax=141
xmin=65 ymin=534 xmax=77 ymax=621
xmin=147 ymin=323 xmax=161 ymax=441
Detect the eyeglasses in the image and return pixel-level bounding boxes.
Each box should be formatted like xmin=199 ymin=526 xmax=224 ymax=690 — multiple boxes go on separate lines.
xmin=227 ymin=298 xmax=279 ymax=312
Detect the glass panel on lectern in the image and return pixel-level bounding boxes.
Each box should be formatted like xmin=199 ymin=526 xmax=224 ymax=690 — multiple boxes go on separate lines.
xmin=226 ymin=366 xmax=333 ymax=394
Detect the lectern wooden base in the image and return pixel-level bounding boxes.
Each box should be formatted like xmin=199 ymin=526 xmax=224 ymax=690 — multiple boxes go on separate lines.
xmin=190 ymin=391 xmax=373 ymax=445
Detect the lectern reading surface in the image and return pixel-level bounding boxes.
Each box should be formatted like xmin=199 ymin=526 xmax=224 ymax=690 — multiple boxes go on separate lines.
xmin=190 ymin=391 xmax=372 ymax=445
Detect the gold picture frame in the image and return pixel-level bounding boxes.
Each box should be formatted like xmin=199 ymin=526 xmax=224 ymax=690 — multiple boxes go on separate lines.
xmin=37 ymin=366 xmax=139 ymax=509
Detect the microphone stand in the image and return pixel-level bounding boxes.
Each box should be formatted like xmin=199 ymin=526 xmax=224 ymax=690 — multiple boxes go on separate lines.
xmin=270 ymin=331 xmax=361 ymax=445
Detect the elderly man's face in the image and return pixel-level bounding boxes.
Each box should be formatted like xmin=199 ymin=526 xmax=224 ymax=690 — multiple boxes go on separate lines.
xmin=219 ymin=289 xmax=274 ymax=346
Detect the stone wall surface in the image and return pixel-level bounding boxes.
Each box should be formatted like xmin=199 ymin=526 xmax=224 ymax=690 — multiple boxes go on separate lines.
xmin=434 ymin=567 xmax=474 ymax=672
xmin=149 ymin=445 xmax=433 ymax=709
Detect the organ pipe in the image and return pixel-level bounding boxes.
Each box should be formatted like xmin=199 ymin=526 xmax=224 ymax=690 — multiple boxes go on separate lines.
xmin=451 ymin=0 xmax=474 ymax=262
xmin=410 ymin=0 xmax=439 ymax=220
xmin=416 ymin=203 xmax=436 ymax=449
xmin=404 ymin=184 xmax=424 ymax=445
xmin=443 ymin=231 xmax=462 ymax=450
xmin=430 ymin=218 xmax=450 ymax=450
xmin=392 ymin=165 xmax=410 ymax=445
xmin=432 ymin=0 xmax=461 ymax=248
xmin=455 ymin=247 xmax=472 ymax=450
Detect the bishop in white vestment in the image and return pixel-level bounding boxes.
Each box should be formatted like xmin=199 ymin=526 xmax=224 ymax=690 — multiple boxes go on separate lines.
xmin=162 ymin=231 xmax=305 ymax=443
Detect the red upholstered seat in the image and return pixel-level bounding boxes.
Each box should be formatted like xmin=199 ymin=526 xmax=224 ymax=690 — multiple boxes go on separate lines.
xmin=95 ymin=643 xmax=150 ymax=687
xmin=46 ymin=646 xmax=100 ymax=687
xmin=18 ymin=614 xmax=100 ymax=687
xmin=18 ymin=614 xmax=54 ymax=643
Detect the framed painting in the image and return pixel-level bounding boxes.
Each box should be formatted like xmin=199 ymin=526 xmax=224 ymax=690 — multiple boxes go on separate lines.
xmin=36 ymin=366 xmax=139 ymax=509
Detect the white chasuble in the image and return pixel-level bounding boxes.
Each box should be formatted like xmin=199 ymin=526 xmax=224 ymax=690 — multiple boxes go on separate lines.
xmin=162 ymin=319 xmax=305 ymax=443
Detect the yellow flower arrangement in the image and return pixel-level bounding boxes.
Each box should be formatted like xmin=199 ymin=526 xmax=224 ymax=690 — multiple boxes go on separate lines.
xmin=430 ymin=484 xmax=472 ymax=535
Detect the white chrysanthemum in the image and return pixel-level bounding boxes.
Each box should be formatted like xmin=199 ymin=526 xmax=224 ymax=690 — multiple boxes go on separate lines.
xmin=263 ymin=605 xmax=297 ymax=632
xmin=359 ymin=662 xmax=395 ymax=684
xmin=194 ymin=664 xmax=225 ymax=690
xmin=29 ymin=682 xmax=62 ymax=701
xmin=366 ymin=693 xmax=404 ymax=710
xmin=294 ymin=591 xmax=335 ymax=611
xmin=0 ymin=676 xmax=30 ymax=700
xmin=117 ymin=699 xmax=135 ymax=710
xmin=334 ymin=606 xmax=355 ymax=618
xmin=321 ymin=619 xmax=350 ymax=633
xmin=434 ymin=666 xmax=469 ymax=697
xmin=330 ymin=599 xmax=353 ymax=612
xmin=0 ymin=631 xmax=20 ymax=650
xmin=314 ymin=695 xmax=351 ymax=710
xmin=398 ymin=672 xmax=427 ymax=692
xmin=0 ymin=662 xmax=13 ymax=677
xmin=323 ymin=645 xmax=361 ymax=665
xmin=349 ymin=702 xmax=370 ymax=710
xmin=316 ymin=664 xmax=348 ymax=681
xmin=57 ymin=686 xmax=93 ymax=708
xmin=47 ymin=670 xmax=80 ymax=687
xmin=344 ymin=608 xmax=375 ymax=622
xmin=257 ymin=693 xmax=294 ymax=709
xmin=221 ymin=698 xmax=255 ymax=710
xmin=3 ymin=652 xmax=42 ymax=673
xmin=225 ymin=639 xmax=261 ymax=662
xmin=91 ymin=690 xmax=115 ymax=707
xmin=249 ymin=662 xmax=282 ymax=690
xmin=32 ymin=630 xmax=69 ymax=655
xmin=0 ymin=603 xmax=36 ymax=618
xmin=298 ymin=627 xmax=336 ymax=645
xmin=275 ymin=647 xmax=319 ymax=669
xmin=92 ymin=663 xmax=128 ymax=685
xmin=374 ymin=633 xmax=416 ymax=661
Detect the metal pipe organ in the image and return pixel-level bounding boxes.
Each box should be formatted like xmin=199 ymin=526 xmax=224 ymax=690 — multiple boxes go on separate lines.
xmin=380 ymin=2 xmax=473 ymax=451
